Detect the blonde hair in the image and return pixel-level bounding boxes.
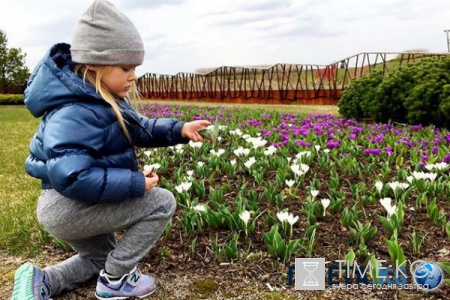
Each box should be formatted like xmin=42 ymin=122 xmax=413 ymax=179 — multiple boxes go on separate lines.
xmin=74 ymin=64 xmax=140 ymax=141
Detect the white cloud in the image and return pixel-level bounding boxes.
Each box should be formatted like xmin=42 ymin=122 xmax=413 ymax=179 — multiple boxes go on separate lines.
xmin=1 ymin=0 xmax=449 ymax=76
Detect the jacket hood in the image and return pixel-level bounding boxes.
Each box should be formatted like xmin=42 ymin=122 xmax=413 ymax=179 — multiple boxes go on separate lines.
xmin=24 ymin=43 xmax=103 ymax=117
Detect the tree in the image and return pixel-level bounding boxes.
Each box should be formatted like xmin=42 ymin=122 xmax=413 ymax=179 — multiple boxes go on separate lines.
xmin=0 ymin=30 xmax=30 ymax=94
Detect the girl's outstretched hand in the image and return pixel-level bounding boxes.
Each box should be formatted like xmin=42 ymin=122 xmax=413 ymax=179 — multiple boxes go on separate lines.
xmin=182 ymin=120 xmax=212 ymax=142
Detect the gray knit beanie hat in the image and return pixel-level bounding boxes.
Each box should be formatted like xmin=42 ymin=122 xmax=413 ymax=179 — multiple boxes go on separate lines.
xmin=71 ymin=0 xmax=144 ymax=66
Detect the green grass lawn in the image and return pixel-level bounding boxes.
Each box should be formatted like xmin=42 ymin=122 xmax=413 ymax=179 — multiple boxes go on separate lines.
xmin=0 ymin=106 xmax=41 ymax=255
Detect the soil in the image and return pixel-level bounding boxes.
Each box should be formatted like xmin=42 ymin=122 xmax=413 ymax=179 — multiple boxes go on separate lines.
xmin=2 ymin=229 xmax=449 ymax=300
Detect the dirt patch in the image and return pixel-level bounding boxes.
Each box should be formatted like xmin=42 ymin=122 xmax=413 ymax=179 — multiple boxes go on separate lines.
xmin=2 ymin=244 xmax=449 ymax=300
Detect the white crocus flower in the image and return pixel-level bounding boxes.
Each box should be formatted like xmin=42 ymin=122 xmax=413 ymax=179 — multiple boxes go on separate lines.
xmin=323 ymin=149 xmax=330 ymax=154
xmin=175 ymin=185 xmax=183 ymax=193
xmin=290 ymin=164 xmax=302 ymax=176
xmin=181 ymin=181 xmax=192 ymax=191
xmin=186 ymin=170 xmax=194 ymax=178
xmin=144 ymin=150 xmax=152 ymax=157
xmin=425 ymin=162 xmax=449 ymax=171
xmin=175 ymin=181 xmax=192 ymax=193
xmin=197 ymin=161 xmax=205 ymax=167
xmin=229 ymin=129 xmax=243 ymax=136
xmin=244 ymin=157 xmax=256 ymax=169
xmin=277 ymin=211 xmax=289 ymax=223
xmin=286 ymin=212 xmax=299 ymax=237
xmin=412 ymin=171 xmax=437 ymax=181
xmin=375 ymin=181 xmax=383 ymax=193
xmin=389 ymin=181 xmax=409 ymax=191
xmin=210 ymin=149 xmax=226 ymax=157
xmin=230 ymin=159 xmax=237 ymax=166
xmin=189 ymin=141 xmax=203 ymax=148
xmin=386 ymin=205 xmax=397 ymax=218
xmin=310 ymin=190 xmax=319 ymax=198
xmin=380 ymin=197 xmax=397 ymax=218
xmin=239 ymin=210 xmax=251 ymax=227
xmin=321 ymin=198 xmax=330 ymax=216
xmin=406 ymin=176 xmax=413 ymax=184
xmin=143 ymin=165 xmax=154 ymax=173
xmin=248 ymin=137 xmax=267 ymax=149
xmin=285 ymin=179 xmax=295 ymax=188
xmin=287 ymin=213 xmax=299 ymax=226
xmin=264 ymin=145 xmax=277 ymax=156
xmin=315 ymin=145 xmax=321 ymax=151
xmin=144 ymin=164 xmax=160 ymax=172
xmin=299 ymin=164 xmax=310 ymax=173
xmin=233 ymin=147 xmax=247 ymax=156
xmin=242 ymin=148 xmax=250 ymax=156
xmin=193 ymin=204 xmax=206 ymax=212
xmin=287 ymin=157 xmax=292 ymax=163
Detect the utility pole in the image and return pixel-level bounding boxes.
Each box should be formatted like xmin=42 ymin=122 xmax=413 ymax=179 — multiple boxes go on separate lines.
xmin=445 ymin=29 xmax=450 ymax=52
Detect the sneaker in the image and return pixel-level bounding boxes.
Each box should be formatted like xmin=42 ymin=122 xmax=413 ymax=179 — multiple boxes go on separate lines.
xmin=95 ymin=267 xmax=157 ymax=299
xmin=11 ymin=262 xmax=52 ymax=300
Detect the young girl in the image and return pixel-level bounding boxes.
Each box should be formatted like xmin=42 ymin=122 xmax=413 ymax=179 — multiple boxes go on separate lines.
xmin=11 ymin=1 xmax=211 ymax=299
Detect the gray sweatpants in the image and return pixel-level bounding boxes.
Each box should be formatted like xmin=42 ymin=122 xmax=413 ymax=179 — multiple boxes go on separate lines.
xmin=37 ymin=187 xmax=176 ymax=296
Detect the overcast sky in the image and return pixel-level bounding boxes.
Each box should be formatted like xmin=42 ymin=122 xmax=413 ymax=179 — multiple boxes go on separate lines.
xmin=1 ymin=0 xmax=450 ymax=76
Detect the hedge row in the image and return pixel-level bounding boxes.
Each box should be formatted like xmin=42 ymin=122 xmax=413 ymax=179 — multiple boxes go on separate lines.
xmin=0 ymin=94 xmax=24 ymax=105
xmin=338 ymin=56 xmax=450 ymax=128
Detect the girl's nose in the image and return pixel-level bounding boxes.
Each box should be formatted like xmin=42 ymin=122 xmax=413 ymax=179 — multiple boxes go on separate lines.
xmin=129 ymin=71 xmax=136 ymax=81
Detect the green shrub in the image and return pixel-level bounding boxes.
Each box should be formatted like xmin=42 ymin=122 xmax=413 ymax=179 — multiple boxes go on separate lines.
xmin=402 ymin=57 xmax=450 ymax=128
xmin=338 ymin=70 xmax=384 ymax=120
xmin=0 ymin=94 xmax=24 ymax=105
xmin=338 ymin=55 xmax=450 ymax=128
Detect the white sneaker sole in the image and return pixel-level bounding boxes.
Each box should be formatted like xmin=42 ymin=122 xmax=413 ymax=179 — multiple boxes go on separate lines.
xmin=95 ymin=287 xmax=157 ymax=300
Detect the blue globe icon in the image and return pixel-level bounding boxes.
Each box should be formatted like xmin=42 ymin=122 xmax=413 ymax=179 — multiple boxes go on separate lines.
xmin=413 ymin=262 xmax=443 ymax=290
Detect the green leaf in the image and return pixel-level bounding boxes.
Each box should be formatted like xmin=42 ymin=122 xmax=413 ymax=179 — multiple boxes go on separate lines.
xmin=379 ymin=216 xmax=395 ymax=237
xmin=198 ymin=119 xmax=220 ymax=145
xmin=345 ymin=249 xmax=356 ymax=267
xmin=437 ymin=262 xmax=450 ymax=276
xmin=213 ymin=119 xmax=220 ymax=136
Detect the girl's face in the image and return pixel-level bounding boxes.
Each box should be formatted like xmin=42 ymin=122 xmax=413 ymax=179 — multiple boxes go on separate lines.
xmin=101 ymin=66 xmax=137 ymax=98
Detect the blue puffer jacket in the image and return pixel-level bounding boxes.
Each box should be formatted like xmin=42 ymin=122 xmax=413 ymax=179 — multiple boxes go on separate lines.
xmin=25 ymin=43 xmax=188 ymax=203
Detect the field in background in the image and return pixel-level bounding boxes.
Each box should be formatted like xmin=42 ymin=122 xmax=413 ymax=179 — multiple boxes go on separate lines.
xmin=138 ymin=99 xmax=340 ymax=116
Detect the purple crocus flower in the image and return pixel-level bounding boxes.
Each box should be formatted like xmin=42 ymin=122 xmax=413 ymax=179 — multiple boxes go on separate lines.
xmin=445 ymin=134 xmax=450 ymax=143
xmin=442 ymin=153 xmax=450 ymax=163
xmin=385 ymin=147 xmax=393 ymax=155
xmin=274 ymin=142 xmax=284 ymax=148
xmin=327 ymin=140 xmax=340 ymax=149
xmin=431 ymin=146 xmax=438 ymax=155
xmin=364 ymin=148 xmax=381 ymax=156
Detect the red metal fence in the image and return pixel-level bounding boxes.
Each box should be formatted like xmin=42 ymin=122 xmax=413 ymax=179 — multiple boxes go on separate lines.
xmin=137 ymin=52 xmax=449 ymax=105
